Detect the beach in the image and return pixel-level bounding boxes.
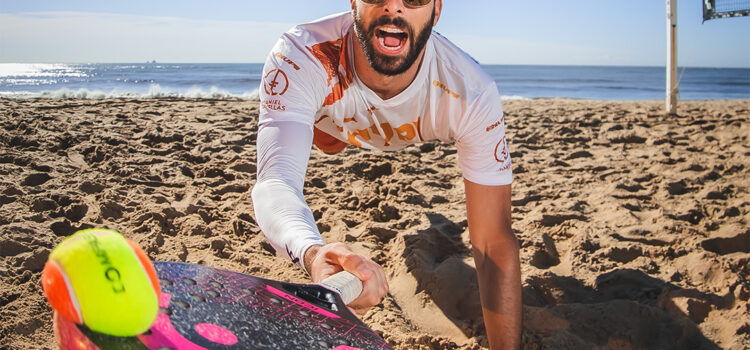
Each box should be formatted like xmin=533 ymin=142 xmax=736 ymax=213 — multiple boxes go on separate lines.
xmin=1 ymin=97 xmax=748 ymax=349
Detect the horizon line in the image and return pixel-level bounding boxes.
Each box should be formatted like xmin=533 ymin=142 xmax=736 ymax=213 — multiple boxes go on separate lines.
xmin=1 ymin=62 xmax=749 ymax=70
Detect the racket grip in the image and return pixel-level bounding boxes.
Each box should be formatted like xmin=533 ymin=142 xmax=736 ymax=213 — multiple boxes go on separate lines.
xmin=319 ymin=271 xmax=363 ymax=305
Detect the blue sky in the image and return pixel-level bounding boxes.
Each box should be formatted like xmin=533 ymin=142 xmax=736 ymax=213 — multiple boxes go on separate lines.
xmin=1 ymin=0 xmax=748 ymax=67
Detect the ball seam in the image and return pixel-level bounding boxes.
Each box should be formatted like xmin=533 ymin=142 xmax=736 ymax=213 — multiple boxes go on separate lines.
xmin=50 ymin=259 xmax=83 ymax=323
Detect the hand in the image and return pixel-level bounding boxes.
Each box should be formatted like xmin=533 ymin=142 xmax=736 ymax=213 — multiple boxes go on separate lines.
xmin=304 ymin=243 xmax=388 ymax=315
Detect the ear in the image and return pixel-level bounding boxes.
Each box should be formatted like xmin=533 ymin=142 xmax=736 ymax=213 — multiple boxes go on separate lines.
xmin=433 ymin=0 xmax=443 ymax=26
xmin=351 ymin=0 xmax=356 ymax=11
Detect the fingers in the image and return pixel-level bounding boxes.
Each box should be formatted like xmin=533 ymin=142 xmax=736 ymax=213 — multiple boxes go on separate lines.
xmin=310 ymin=242 xmax=389 ymax=313
xmin=353 ymin=265 xmax=388 ymax=310
xmin=331 ymin=245 xmax=388 ymax=311
xmin=336 ymin=249 xmax=373 ymax=281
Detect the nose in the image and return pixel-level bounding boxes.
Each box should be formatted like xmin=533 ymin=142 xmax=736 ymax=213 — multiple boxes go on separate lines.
xmin=380 ymin=0 xmax=405 ymax=14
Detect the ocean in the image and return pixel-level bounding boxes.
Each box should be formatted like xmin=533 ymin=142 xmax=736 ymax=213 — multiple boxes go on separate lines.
xmin=1 ymin=63 xmax=748 ymax=101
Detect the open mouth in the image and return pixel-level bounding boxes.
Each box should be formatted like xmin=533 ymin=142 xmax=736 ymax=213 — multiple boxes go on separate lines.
xmin=375 ymin=26 xmax=408 ymax=53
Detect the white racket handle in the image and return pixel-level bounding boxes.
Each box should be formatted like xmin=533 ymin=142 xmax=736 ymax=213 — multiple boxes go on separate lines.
xmin=319 ymin=271 xmax=363 ymax=305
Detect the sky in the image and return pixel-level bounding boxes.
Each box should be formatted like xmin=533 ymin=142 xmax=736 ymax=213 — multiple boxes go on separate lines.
xmin=0 ymin=0 xmax=748 ymax=67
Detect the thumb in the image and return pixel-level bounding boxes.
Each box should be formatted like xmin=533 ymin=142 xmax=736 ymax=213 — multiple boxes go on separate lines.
xmin=336 ymin=252 xmax=372 ymax=282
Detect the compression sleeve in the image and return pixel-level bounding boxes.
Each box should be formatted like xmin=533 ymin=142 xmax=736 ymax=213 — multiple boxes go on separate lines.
xmin=252 ymin=29 xmax=330 ymax=272
xmin=251 ymin=120 xmax=325 ymax=272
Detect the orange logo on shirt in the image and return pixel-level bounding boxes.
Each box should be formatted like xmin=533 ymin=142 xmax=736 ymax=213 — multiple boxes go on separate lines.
xmin=313 ymin=124 xmax=347 ymax=154
xmin=344 ymin=119 xmax=422 ymax=147
xmin=262 ymin=99 xmax=286 ymax=111
xmin=433 ymin=80 xmax=460 ymax=99
xmin=264 ymin=69 xmax=289 ymax=96
xmin=486 ymin=115 xmax=505 ymax=132
xmin=274 ymin=52 xmax=301 ymax=71
xmin=495 ymin=136 xmax=510 ymax=163
xmin=371 ymin=123 xmax=394 ymax=146
xmin=307 ymin=34 xmax=354 ymax=107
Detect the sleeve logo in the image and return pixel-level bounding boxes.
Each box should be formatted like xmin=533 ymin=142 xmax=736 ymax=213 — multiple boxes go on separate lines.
xmin=495 ymin=136 xmax=510 ymax=163
xmin=263 ymin=69 xmax=289 ymax=96
xmin=274 ymin=52 xmax=301 ymax=71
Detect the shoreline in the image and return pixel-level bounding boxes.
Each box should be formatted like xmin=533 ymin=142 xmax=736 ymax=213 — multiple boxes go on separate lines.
xmin=1 ymin=98 xmax=748 ymax=349
xmin=3 ymin=96 xmax=750 ymax=100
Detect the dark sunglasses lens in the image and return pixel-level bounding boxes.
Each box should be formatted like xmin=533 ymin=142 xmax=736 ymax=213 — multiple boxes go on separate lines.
xmin=404 ymin=0 xmax=431 ymax=6
xmin=360 ymin=0 xmax=431 ymax=6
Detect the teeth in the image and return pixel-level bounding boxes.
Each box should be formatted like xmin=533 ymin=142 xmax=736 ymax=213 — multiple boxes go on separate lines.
xmin=380 ymin=27 xmax=405 ymax=34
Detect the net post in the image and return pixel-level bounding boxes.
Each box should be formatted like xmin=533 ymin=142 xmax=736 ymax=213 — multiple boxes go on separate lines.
xmin=666 ymin=0 xmax=678 ymax=115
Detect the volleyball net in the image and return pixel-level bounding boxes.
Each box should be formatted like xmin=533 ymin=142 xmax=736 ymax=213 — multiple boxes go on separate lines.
xmin=703 ymin=0 xmax=750 ymax=21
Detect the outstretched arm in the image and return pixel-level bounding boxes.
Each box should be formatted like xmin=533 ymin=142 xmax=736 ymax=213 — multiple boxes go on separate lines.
xmin=464 ymin=180 xmax=521 ymax=350
xmin=252 ymin=121 xmax=325 ymax=268
xmin=252 ymin=121 xmax=388 ymax=312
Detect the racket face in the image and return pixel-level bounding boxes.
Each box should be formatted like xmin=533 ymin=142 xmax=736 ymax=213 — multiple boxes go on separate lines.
xmin=55 ymin=262 xmax=391 ymax=350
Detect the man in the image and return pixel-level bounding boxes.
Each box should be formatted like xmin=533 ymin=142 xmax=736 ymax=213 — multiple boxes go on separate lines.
xmin=251 ymin=0 xmax=520 ymax=348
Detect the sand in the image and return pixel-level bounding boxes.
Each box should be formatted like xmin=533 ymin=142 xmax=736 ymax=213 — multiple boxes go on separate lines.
xmin=0 ymin=97 xmax=748 ymax=349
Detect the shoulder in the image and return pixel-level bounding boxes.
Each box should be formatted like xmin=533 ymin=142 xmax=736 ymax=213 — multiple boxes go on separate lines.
xmin=270 ymin=12 xmax=353 ymax=78
xmin=281 ymin=12 xmax=352 ymax=48
xmin=259 ymin=13 xmax=353 ymax=119
xmin=429 ymin=32 xmax=497 ymax=100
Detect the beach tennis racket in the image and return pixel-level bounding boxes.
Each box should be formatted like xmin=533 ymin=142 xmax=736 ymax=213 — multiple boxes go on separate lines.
xmin=53 ymin=261 xmax=392 ymax=349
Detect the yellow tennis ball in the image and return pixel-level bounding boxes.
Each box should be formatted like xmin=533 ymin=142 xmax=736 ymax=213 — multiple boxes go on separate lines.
xmin=41 ymin=228 xmax=160 ymax=336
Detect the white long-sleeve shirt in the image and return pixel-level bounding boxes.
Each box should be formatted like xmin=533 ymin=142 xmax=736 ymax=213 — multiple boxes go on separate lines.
xmin=252 ymin=12 xmax=512 ymax=270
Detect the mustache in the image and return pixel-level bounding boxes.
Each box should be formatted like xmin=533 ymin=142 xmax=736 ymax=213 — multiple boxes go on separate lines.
xmin=368 ymin=16 xmax=414 ymax=37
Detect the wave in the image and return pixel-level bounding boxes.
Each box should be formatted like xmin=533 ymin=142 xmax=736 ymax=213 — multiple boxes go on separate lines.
xmin=0 ymin=87 xmax=534 ymax=102
xmin=0 ymin=85 xmax=260 ymax=100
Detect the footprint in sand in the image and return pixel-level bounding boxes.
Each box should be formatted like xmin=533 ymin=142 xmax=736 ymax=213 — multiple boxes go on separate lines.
xmin=0 ymin=194 xmax=17 ymax=206
xmin=100 ymin=200 xmax=126 ymax=220
xmin=616 ymin=182 xmax=646 ymax=193
xmin=230 ymin=161 xmax=256 ymax=174
xmin=8 ymin=248 xmax=50 ymax=273
xmin=566 ymin=150 xmax=593 ymax=160
xmin=609 ymin=133 xmax=647 ymax=144
xmin=666 ymin=180 xmax=695 ymax=196
xmin=701 ymin=231 xmax=750 ymax=255
xmin=30 ymin=198 xmax=57 ymax=213
xmin=81 ymin=145 xmax=107 ymax=164
xmin=721 ymin=207 xmax=740 ymax=218
xmin=529 ymin=234 xmax=561 ymax=269
xmin=705 ymin=190 xmax=728 ymax=200
xmin=79 ymin=180 xmax=106 ymax=194
xmin=600 ymin=245 xmax=643 ymax=264
xmin=700 ymin=170 xmax=722 ymax=183
xmin=522 ymin=273 xmax=594 ymax=307
xmin=669 ymin=206 xmax=704 ymax=225
xmin=50 ymin=219 xmax=75 ymax=236
xmin=21 ymin=173 xmax=51 ymax=187
xmin=369 ymin=203 xmax=401 ymax=222
xmin=0 ymin=238 xmax=32 ymax=257
xmin=64 ymin=203 xmax=88 ymax=222
xmin=539 ymin=213 xmax=585 ymax=227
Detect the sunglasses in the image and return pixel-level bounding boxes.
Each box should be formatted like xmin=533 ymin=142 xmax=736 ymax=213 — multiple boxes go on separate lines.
xmin=360 ymin=0 xmax=432 ymax=8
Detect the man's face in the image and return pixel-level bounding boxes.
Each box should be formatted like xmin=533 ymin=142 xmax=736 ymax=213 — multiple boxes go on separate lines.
xmin=352 ymin=0 xmax=436 ymax=76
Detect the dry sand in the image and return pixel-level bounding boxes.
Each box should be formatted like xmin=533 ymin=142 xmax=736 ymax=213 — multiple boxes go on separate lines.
xmin=0 ymin=98 xmax=748 ymax=349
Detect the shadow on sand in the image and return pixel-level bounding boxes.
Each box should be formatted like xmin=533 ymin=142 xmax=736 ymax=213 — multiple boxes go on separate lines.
xmin=401 ymin=213 xmax=723 ymax=349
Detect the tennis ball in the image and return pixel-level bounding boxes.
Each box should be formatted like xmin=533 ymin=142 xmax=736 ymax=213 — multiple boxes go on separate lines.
xmin=41 ymin=228 xmax=160 ymax=337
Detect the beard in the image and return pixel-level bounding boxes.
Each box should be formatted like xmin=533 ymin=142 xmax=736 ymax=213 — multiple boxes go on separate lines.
xmin=353 ymin=6 xmax=435 ymax=76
